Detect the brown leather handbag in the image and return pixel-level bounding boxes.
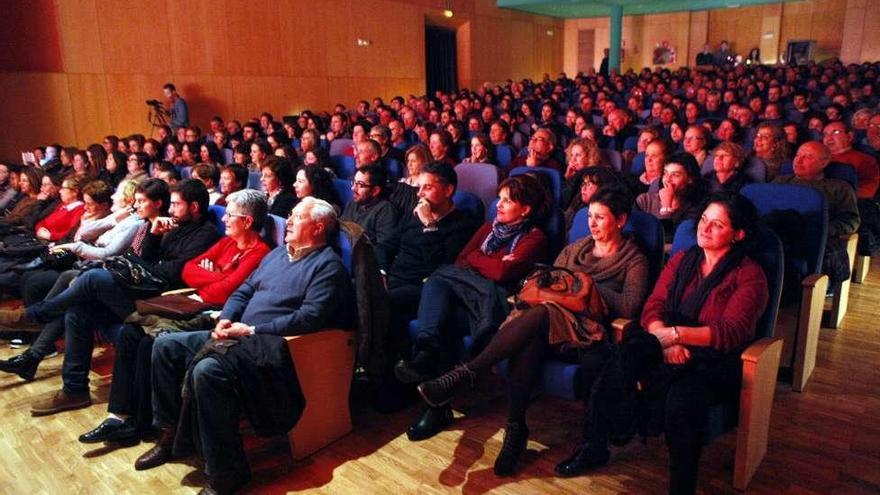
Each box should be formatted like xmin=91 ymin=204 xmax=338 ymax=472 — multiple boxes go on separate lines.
xmin=516 ymin=264 xmax=607 ymax=319
xmin=135 ymin=293 xmax=218 ymax=320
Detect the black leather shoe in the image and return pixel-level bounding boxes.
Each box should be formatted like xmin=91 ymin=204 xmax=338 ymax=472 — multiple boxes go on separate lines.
xmin=554 ymin=445 xmax=610 ymax=477
xmin=394 ymin=357 xmax=432 ymax=384
xmin=406 ymin=405 xmax=452 ymax=441
xmin=79 ymin=418 xmax=138 ymax=444
xmin=11 ymin=256 xmax=45 ymax=273
xmin=199 ymin=468 xmax=252 ymax=495
xmin=0 ymin=351 xmax=40 ymax=381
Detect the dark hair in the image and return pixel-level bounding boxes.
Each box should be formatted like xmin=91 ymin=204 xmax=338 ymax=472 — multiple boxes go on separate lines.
xmin=665 ymin=152 xmax=706 ymax=203
xmin=221 ymin=164 xmax=248 ymax=191
xmin=200 ymin=141 xmax=223 ymax=164
xmin=297 ymin=165 xmax=338 ymax=205
xmin=153 ymin=160 xmax=182 ymax=181
xmin=421 ymin=162 xmax=457 ymax=192
xmin=588 ymin=186 xmax=634 ymax=219
xmin=135 ymin=178 xmax=170 ymax=215
xmin=251 ymin=138 xmax=271 ymax=156
xmin=193 ymin=163 xmax=220 ymax=185
xmin=470 ymin=132 xmax=496 ymax=164
xmin=163 ymin=83 xmax=177 ymax=92
xmin=262 ymin=156 xmax=295 ymax=192
xmin=87 ymin=144 xmax=107 ymax=171
xmin=82 ymin=180 xmax=113 ymax=206
xmin=429 ymin=129 xmax=453 ymax=151
xmin=20 ymin=167 xmax=44 ymax=195
xmin=697 ymin=192 xmax=759 ymax=251
xmin=498 ymin=174 xmax=550 ymax=223
xmin=130 ymin=152 xmax=150 ymax=170
xmin=357 ymin=163 xmax=388 ymax=191
xmin=171 ymin=179 xmax=210 ymax=218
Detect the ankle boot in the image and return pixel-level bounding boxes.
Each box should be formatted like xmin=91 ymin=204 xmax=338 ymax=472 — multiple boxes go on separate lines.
xmin=493 ymin=421 xmax=529 ymax=476
xmin=0 ymin=350 xmax=40 ymax=381
xmin=554 ymin=442 xmax=610 ymax=477
xmin=417 ymin=363 xmax=476 ymax=407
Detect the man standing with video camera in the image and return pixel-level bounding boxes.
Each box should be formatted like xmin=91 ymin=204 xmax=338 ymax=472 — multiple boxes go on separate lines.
xmin=163 ymin=83 xmax=189 ymax=131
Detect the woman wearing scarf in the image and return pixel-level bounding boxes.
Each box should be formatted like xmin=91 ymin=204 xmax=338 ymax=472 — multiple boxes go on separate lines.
xmin=552 ymin=193 xmax=769 ymax=495
xmin=395 ymin=174 xmax=550 ymax=442
xmin=416 ymin=187 xmax=649 ymax=476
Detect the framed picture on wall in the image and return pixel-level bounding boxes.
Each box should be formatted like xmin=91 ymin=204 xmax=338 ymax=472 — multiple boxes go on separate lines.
xmin=785 ymin=40 xmax=815 ymax=65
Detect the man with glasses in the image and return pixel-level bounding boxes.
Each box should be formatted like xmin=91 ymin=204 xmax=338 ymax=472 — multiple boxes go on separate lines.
xmin=823 ymin=121 xmax=879 ymax=199
xmin=341 ymin=164 xmax=398 ymax=271
xmin=504 ymin=127 xmax=563 ymax=176
xmin=370 ymin=124 xmax=405 ymax=175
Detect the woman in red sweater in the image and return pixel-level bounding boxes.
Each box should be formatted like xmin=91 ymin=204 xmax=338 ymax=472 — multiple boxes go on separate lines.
xmin=34 ymin=177 xmax=85 ymax=242
xmin=180 ymin=189 xmax=272 ymax=305
xmin=394 ymin=174 xmax=549 ymax=440
xmin=552 ymin=192 xmax=769 ymax=494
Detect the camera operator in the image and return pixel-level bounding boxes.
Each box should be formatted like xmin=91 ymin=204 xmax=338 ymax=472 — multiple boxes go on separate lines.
xmin=163 ymin=83 xmax=189 ymax=131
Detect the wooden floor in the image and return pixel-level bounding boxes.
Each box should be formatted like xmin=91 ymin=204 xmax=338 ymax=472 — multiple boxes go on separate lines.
xmin=1 ymin=264 xmax=879 ymax=495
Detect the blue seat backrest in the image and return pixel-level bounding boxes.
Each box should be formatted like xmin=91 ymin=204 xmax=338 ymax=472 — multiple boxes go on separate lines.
xmin=260 ymin=213 xmax=286 ymax=248
xmin=331 ymin=155 xmax=357 ymax=179
xmin=386 ymin=158 xmax=402 ymax=181
xmin=334 ymin=231 xmax=353 ymax=276
xmin=247 ymin=171 xmax=262 ymax=191
xmin=671 ymin=219 xmax=784 ymax=340
xmin=208 ymin=204 xmax=226 ymax=235
xmin=332 ymin=178 xmax=353 ymax=208
xmin=452 ymin=190 xmax=485 ymax=221
xmin=495 ymin=144 xmax=515 ymax=168
xmin=630 ymin=152 xmax=646 ymax=176
xmin=740 ymin=183 xmax=828 ymax=276
xmin=568 ymin=207 xmax=665 ymax=285
xmin=599 ymin=148 xmax=623 ymax=172
xmin=329 ymin=138 xmax=354 ymax=157
xmin=455 ymin=163 xmax=500 ymax=213
xmin=509 ymin=166 xmax=562 ymax=206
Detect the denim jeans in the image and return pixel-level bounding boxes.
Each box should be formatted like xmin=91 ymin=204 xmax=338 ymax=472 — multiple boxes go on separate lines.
xmin=24 ymin=269 xmax=136 ymax=392
xmin=151 ymin=330 xmax=246 ymax=477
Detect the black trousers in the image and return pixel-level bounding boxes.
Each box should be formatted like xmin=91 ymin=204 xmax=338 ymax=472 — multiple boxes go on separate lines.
xmin=584 ymin=328 xmax=742 ymax=495
xmin=107 ymin=323 xmax=155 ymax=431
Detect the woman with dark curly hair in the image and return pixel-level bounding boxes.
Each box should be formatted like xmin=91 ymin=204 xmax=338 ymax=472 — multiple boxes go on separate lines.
xmin=294 ymin=164 xmax=340 ymax=211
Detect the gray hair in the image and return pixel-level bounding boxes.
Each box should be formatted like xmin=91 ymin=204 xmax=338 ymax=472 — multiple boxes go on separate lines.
xmin=226 ymin=189 xmax=267 ymax=232
xmin=299 ymin=196 xmax=338 ymax=236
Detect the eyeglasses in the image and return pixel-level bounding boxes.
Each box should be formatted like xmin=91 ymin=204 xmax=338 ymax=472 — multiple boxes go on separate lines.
xmin=222 ymin=212 xmax=250 ymax=219
xmin=823 ymin=129 xmax=846 ymax=137
xmin=354 ymin=180 xmax=373 ymax=189
xmin=754 ymin=133 xmax=774 ymax=140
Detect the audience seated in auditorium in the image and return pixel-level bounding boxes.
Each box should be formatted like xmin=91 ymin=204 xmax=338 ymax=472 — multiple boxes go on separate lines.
xmin=136 ymin=197 xmax=353 ymax=494
xmin=341 ymin=164 xmax=399 ymax=271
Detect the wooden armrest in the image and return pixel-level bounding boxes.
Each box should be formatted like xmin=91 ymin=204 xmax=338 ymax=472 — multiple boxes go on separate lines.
xmin=735 ymin=336 xmax=783 ymax=490
xmin=611 ymin=318 xmax=637 ymax=343
xmin=160 ymin=287 xmax=197 ymax=296
xmin=801 ymin=273 xmax=826 ymax=288
xmin=741 ymin=337 xmax=783 ymax=365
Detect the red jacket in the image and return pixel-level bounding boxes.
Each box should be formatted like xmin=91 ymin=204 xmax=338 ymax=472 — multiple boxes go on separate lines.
xmin=640 ymin=251 xmax=769 ymax=353
xmin=181 ymin=236 xmax=271 ymax=305
xmin=832 ymin=149 xmax=879 ymax=199
xmin=35 ymin=201 xmax=84 ymax=241
xmin=455 ymin=223 xmax=548 ymax=285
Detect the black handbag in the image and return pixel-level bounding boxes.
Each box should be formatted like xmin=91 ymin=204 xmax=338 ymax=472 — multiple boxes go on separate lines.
xmin=102 ymin=251 xmax=168 ymax=296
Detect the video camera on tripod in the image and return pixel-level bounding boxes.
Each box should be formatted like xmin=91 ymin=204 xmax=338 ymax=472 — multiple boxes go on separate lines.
xmin=146 ymin=99 xmax=169 ymax=127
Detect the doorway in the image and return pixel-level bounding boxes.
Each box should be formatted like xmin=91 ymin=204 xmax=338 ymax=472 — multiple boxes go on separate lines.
xmin=425 ymin=25 xmax=458 ymax=95
xmin=578 ymin=29 xmax=595 ymax=73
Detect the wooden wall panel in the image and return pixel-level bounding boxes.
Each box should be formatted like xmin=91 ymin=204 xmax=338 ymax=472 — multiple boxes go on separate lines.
xmin=0 ymin=0 xmax=62 ymax=72
xmin=96 ymin=0 xmax=171 ymax=74
xmin=104 ymin=74 xmax=172 ymax=138
xmin=688 ymin=11 xmax=709 ymax=67
xmin=860 ymin=2 xmax=880 ymax=62
xmin=222 ymin=0 xmax=282 ymax=76
xmin=171 ymin=75 xmax=234 ymax=129
xmin=0 ymin=73 xmax=75 ymax=155
xmin=66 ymin=74 xmax=112 ymax=146
xmin=167 ymin=0 xmax=230 ymax=76
xmin=230 ymin=76 xmax=285 ymax=121
xmin=510 ymin=20 xmax=536 ymax=79
xmin=278 ymin=0 xmax=329 ymax=78
xmin=54 ymin=0 xmax=104 ymax=74
xmin=281 ymin=76 xmax=331 ymax=115
xmin=323 ymin=0 xmax=353 ymax=78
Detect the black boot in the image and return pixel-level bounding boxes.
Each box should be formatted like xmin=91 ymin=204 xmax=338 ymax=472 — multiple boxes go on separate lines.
xmin=417 ymin=363 xmax=476 ymax=407
xmin=493 ymin=421 xmax=529 ymax=476
xmin=0 ymin=350 xmax=40 ymax=381
xmin=406 ymin=405 xmax=453 ymax=441
xmin=554 ymin=443 xmax=610 ymax=477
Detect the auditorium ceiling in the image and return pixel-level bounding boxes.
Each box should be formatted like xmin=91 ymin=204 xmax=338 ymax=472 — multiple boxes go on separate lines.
xmin=497 ymin=0 xmax=802 ymax=18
